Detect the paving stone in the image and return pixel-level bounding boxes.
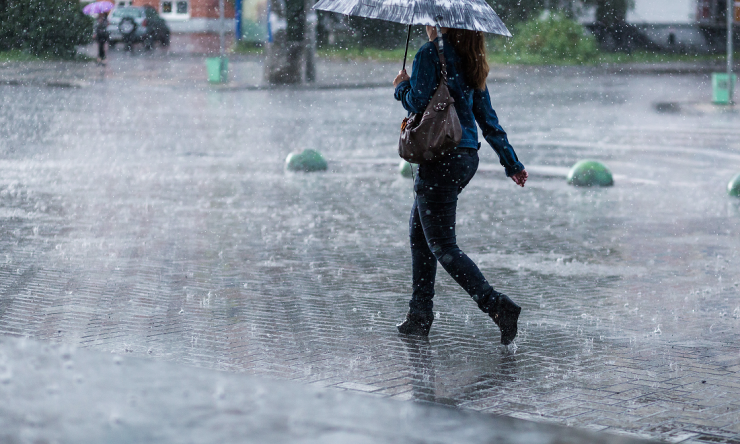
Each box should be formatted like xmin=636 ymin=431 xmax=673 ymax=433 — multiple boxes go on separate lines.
xmin=628 ymin=403 xmax=670 ymax=418
xmin=688 ymin=436 xmax=740 ymax=444
xmin=642 ymin=426 xmax=699 ymax=444
xmin=548 ymin=406 xmax=594 ymax=418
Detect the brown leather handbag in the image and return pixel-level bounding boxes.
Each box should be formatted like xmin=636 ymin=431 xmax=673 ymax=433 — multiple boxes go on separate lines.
xmin=398 ymin=40 xmax=462 ymax=164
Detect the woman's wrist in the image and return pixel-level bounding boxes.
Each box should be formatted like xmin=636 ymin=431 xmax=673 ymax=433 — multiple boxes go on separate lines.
xmin=393 ymin=80 xmax=411 ymax=101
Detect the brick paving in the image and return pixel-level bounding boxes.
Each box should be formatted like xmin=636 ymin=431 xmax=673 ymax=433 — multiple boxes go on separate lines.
xmin=1 ymin=54 xmax=740 ymax=443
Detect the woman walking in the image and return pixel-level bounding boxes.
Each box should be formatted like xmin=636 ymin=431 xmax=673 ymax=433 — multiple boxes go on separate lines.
xmin=95 ymin=12 xmax=110 ymax=65
xmin=393 ymin=26 xmax=528 ymax=345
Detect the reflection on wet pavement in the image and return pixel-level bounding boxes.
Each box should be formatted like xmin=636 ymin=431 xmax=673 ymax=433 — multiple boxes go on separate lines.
xmin=1 ymin=56 xmax=740 ymax=443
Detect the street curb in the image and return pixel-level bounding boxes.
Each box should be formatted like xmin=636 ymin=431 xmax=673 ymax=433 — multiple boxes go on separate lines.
xmin=1 ymin=79 xmax=86 ymax=88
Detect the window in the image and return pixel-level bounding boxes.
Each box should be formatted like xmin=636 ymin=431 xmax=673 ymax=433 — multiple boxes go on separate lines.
xmin=160 ymin=0 xmax=188 ymax=18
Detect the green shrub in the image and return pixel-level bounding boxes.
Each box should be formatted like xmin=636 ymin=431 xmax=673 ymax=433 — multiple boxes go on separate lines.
xmin=0 ymin=0 xmax=93 ymax=58
xmin=508 ymin=13 xmax=598 ymax=64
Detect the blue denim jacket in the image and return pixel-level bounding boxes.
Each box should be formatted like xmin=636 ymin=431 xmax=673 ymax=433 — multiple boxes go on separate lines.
xmin=394 ymin=36 xmax=525 ymax=177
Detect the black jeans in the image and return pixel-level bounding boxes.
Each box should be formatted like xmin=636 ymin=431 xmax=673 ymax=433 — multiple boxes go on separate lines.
xmin=97 ymin=40 xmax=106 ymax=60
xmin=409 ymin=147 xmax=493 ymax=316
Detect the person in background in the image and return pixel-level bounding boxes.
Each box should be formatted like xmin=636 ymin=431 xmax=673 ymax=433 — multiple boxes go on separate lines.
xmin=95 ymin=12 xmax=110 ymax=65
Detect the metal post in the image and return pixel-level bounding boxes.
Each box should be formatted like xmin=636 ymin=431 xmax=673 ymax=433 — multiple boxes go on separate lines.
xmin=219 ymin=0 xmax=225 ymax=58
xmin=235 ymin=0 xmax=242 ymax=41
xmin=728 ymin=0 xmax=735 ymax=104
xmin=305 ymin=0 xmax=316 ymax=82
xmin=218 ymin=0 xmax=227 ymax=80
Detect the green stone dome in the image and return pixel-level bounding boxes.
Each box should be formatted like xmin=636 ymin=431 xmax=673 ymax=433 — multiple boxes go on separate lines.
xmin=567 ymin=160 xmax=614 ymax=187
xmin=285 ymin=149 xmax=328 ymax=172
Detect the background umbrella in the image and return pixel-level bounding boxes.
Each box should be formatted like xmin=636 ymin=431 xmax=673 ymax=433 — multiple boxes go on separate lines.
xmin=83 ymin=1 xmax=114 ymax=15
xmin=313 ymin=0 xmax=511 ymax=70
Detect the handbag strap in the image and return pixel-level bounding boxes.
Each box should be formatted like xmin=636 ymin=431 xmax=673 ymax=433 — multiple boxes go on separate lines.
xmin=433 ymin=38 xmax=448 ymax=82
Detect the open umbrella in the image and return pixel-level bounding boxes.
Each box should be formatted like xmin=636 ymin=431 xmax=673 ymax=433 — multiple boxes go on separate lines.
xmin=313 ymin=0 xmax=511 ymax=69
xmin=83 ymin=1 xmax=114 ymax=15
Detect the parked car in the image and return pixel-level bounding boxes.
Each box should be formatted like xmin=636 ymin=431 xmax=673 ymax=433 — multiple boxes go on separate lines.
xmin=107 ymin=6 xmax=170 ymax=50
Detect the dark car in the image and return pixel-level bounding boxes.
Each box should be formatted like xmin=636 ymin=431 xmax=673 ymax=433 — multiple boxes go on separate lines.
xmin=107 ymin=6 xmax=170 ymax=50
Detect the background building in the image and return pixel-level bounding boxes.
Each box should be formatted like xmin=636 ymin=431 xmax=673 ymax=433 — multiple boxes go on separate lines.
xmin=125 ymin=0 xmax=235 ymax=33
xmin=628 ymin=0 xmax=707 ymax=51
xmin=577 ymin=0 xmax=728 ymax=52
xmin=627 ymin=0 xmax=696 ymax=24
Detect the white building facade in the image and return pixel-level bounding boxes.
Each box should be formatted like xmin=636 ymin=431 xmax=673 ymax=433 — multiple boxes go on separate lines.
xmin=626 ymin=0 xmax=696 ymax=24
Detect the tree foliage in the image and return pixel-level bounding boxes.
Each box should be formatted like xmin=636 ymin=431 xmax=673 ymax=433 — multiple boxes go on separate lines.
xmin=0 ymin=0 xmax=93 ymax=57
xmin=510 ymin=12 xmax=598 ymax=63
xmin=348 ymin=16 xmax=409 ymax=50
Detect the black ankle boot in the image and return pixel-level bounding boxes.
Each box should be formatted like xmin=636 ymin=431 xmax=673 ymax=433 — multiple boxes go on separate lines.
xmin=482 ymin=290 xmax=521 ymax=345
xmin=397 ymin=311 xmax=434 ymax=336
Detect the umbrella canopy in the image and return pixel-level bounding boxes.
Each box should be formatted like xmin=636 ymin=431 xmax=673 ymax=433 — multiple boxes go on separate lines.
xmin=83 ymin=1 xmax=114 ymax=15
xmin=313 ymin=0 xmax=511 ymax=36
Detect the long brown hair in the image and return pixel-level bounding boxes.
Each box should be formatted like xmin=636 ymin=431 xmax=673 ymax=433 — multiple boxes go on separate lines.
xmin=446 ymin=29 xmax=489 ymax=90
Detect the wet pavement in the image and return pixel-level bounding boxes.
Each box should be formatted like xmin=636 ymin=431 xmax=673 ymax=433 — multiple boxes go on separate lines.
xmin=1 ymin=48 xmax=740 ymax=443
xmin=0 ymin=39 xmax=400 ymax=89
xmin=0 ymin=335 xmax=656 ymax=444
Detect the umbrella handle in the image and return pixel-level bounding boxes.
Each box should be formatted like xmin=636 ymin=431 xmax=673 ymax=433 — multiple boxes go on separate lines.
xmin=402 ymin=24 xmax=411 ymax=72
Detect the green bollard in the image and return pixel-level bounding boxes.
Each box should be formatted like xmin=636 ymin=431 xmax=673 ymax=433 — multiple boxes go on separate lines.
xmin=566 ymin=160 xmax=614 ymax=187
xmin=712 ymin=73 xmax=737 ymax=105
xmin=285 ymin=149 xmax=328 ymax=172
xmin=206 ymin=57 xmax=228 ymax=84
xmin=728 ymin=173 xmax=740 ymax=197
xmin=399 ymin=160 xmax=417 ymax=179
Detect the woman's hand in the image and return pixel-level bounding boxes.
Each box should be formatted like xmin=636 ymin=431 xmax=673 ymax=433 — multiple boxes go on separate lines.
xmin=393 ymin=69 xmax=410 ymax=87
xmin=511 ymin=170 xmax=528 ymax=187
